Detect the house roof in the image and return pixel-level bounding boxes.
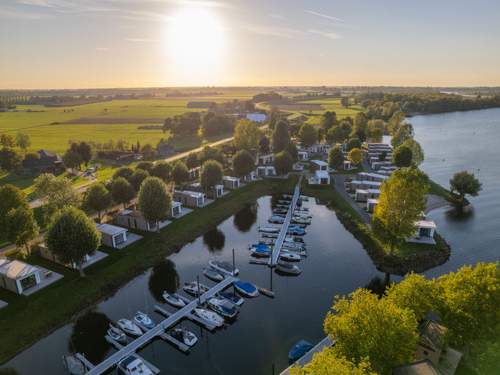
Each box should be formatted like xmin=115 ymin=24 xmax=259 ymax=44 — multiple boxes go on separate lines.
xmin=416 ymin=220 xmax=437 ymax=229
xmin=176 ymin=190 xmax=205 ymax=198
xmin=311 ymin=159 xmax=328 ymax=167
xmin=171 ymin=200 xmax=182 ymax=208
xmin=367 ymin=198 xmax=379 ymax=204
xmin=393 ymin=360 xmax=440 ymax=375
xmin=0 ymin=259 xmax=39 ymax=280
xmin=315 ymin=170 xmax=329 ymax=178
xmin=351 ymin=180 xmax=382 ymax=187
xmin=97 ymin=223 xmax=127 ymax=236
xmin=223 ymin=176 xmax=240 ymax=182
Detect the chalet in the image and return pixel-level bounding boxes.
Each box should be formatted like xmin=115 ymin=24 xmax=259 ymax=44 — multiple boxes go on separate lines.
xmin=343 ymin=160 xmax=355 ymax=170
xmin=346 ymin=180 xmax=382 ymax=193
xmin=257 ymin=153 xmax=274 ymax=165
xmin=298 ymin=150 xmax=309 ymax=161
xmin=367 ymin=143 xmax=392 ymax=152
xmin=242 ymin=170 xmax=257 ymax=182
xmin=408 ymin=220 xmax=437 ymax=245
xmin=223 ymin=176 xmax=241 ymax=190
xmin=310 ymin=159 xmax=328 ymax=172
xmin=366 ymin=198 xmax=379 ymax=213
xmin=357 ymin=172 xmax=388 ymax=183
xmin=355 ymin=188 xmax=381 ymax=202
xmin=308 ymin=143 xmax=330 ymax=155
xmin=0 ymin=259 xmax=41 ymax=295
xmin=97 ymin=223 xmax=129 ymax=249
xmin=173 ymin=190 xmax=205 ymax=208
xmin=309 ymin=170 xmax=330 ymax=185
xmin=115 ymin=209 xmax=170 ymax=232
xmin=22 ymin=149 xmax=63 ymax=175
xmin=168 ymin=201 xmax=183 ymax=218
xmin=256 ymin=165 xmax=276 ymax=177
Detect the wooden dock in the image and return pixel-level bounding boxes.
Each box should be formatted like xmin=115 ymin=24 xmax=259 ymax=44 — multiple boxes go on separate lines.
xmin=83 ymin=276 xmax=236 ymax=375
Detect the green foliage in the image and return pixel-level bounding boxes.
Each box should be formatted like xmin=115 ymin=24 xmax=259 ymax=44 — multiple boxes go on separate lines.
xmin=391 ymin=124 xmax=413 ymax=148
xmin=84 ymin=183 xmax=112 ymax=221
xmin=171 ymin=161 xmax=189 ymax=186
xmin=449 ymin=171 xmax=482 ymax=206
xmin=0 ymin=147 xmax=23 ymax=171
xmin=298 ymin=124 xmax=317 ymax=147
xmin=367 ymin=119 xmax=385 ymax=142
xmin=62 ymin=149 xmax=82 ymax=171
xmin=272 ymin=120 xmax=291 ymax=153
xmin=200 ymin=160 xmax=223 ymax=191
xmin=292 ymin=349 xmax=378 ymax=375
xmin=186 ymin=152 xmax=199 ymax=169
xmin=320 ymin=111 xmax=337 ymax=131
xmin=150 ymin=161 xmax=171 ymax=182
xmin=201 ymin=112 xmax=234 ymax=137
xmin=274 ymin=151 xmax=293 ymax=175
xmin=340 ymin=96 xmax=350 ymax=108
xmin=348 ymin=148 xmax=363 ymax=165
xmin=392 ymin=145 xmax=413 ymax=168
xmin=326 ymin=121 xmax=352 ymax=144
xmin=324 ymin=289 xmax=418 ymax=374
xmin=198 ymin=145 xmax=224 ymax=165
xmin=112 ymin=166 xmax=134 ymax=181
xmin=0 ymin=184 xmax=29 ymax=231
xmin=352 ymin=112 xmax=368 ymax=142
xmin=33 ymin=173 xmax=81 ymax=216
xmin=233 ymin=119 xmax=261 ymax=152
xmin=386 ymin=111 xmax=406 ymax=135
xmin=110 ymin=177 xmax=135 ymax=208
xmin=232 ymin=149 xmax=255 ymax=178
xmin=259 ymin=134 xmax=270 ymax=154
xmin=138 ymin=177 xmax=171 ymax=231
xmin=46 ymin=206 xmax=101 ymax=275
xmin=401 ymin=138 xmax=424 ymax=166
xmin=162 ymin=112 xmax=201 ymax=136
xmin=347 ymin=137 xmax=362 ymax=151
xmin=328 ymin=145 xmax=344 ymax=170
xmin=0 ymin=134 xmax=15 ymax=148
xmin=136 ymin=161 xmax=154 ymax=173
xmin=129 ymin=168 xmax=149 ymax=191
xmin=5 ymin=206 xmax=39 ymax=253
xmin=16 ymin=132 xmax=31 ymax=150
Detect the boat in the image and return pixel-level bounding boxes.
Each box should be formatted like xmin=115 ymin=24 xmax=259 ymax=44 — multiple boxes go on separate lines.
xmin=262 ymin=233 xmax=278 ymax=239
xmin=292 ymin=217 xmax=311 ymax=225
xmin=288 ymin=340 xmax=314 ymax=362
xmin=169 ymin=327 xmax=198 ymax=347
xmin=107 ymin=324 xmax=127 ymax=344
xmin=286 ymin=235 xmax=304 ymax=243
xmin=279 ymin=252 xmax=301 ymax=262
xmin=117 ymin=319 xmax=143 ymax=337
xmin=257 ymin=238 xmax=275 ymax=245
xmin=282 ymin=242 xmax=306 ymax=251
xmin=289 ymin=223 xmax=307 ymax=229
xmin=193 ymin=308 xmax=224 ymax=327
xmin=276 ymin=262 xmax=302 ymax=275
xmin=218 ymin=291 xmax=245 ymax=306
xmin=62 ymin=355 xmax=85 ymax=375
xmin=281 ymin=247 xmax=307 ymax=257
xmin=273 ymin=208 xmax=288 ymax=214
xmin=207 ymin=297 xmax=239 ymax=319
xmin=233 ymin=280 xmax=260 ymax=297
xmin=183 ymin=281 xmax=209 ymax=296
xmin=203 ymin=267 xmax=224 ymax=282
xmin=287 ymin=227 xmax=306 ymax=236
xmin=268 ymin=216 xmax=285 ymax=224
xmin=133 ymin=311 xmax=155 ymax=330
xmin=209 ymin=259 xmax=239 ymax=276
xmin=258 ymin=226 xmax=280 ymax=233
xmin=117 ymin=355 xmax=154 ymax=375
xmin=249 ymin=246 xmax=271 ymax=258
xmin=163 ymin=292 xmax=186 ymax=308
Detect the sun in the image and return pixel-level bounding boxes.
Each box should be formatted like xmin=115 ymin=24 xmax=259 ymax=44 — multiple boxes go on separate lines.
xmin=166 ymin=7 xmax=225 ymax=82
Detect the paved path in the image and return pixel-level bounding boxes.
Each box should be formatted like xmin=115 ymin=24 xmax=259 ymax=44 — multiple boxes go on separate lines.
xmin=333 ymin=174 xmax=371 ymax=224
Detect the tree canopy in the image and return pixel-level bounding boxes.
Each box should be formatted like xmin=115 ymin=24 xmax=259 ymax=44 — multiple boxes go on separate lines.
xmin=348 ymin=148 xmax=363 ymax=165
xmin=292 ymin=350 xmax=378 ymax=375
xmin=200 ymin=160 xmax=223 ymax=191
xmin=0 ymin=147 xmax=23 ymax=172
xmin=391 ymin=124 xmax=413 ymax=148
xmin=0 ymin=184 xmax=29 ymax=230
xmin=129 ymin=169 xmax=150 ymax=191
xmin=272 ymin=120 xmax=291 ymax=153
xmin=346 ymin=137 xmax=362 ymax=151
xmin=274 ymin=151 xmax=293 ymax=175
xmin=151 ymin=161 xmax=171 ymax=182
xmin=110 ymin=177 xmax=136 ymax=209
xmin=401 ymin=138 xmax=424 ymax=166
xmin=320 ymin=111 xmax=337 ymax=131
xmin=138 ymin=177 xmax=171 ymax=232
xmin=328 ymin=145 xmax=344 ymax=170
xmin=449 ymin=171 xmax=482 ymax=206
xmin=233 ymin=119 xmax=261 ymax=152
xmin=113 ymin=166 xmax=134 ymax=181
xmin=232 ymin=149 xmax=255 ymax=178
xmin=84 ymin=183 xmax=112 ymax=222
xmin=6 ymin=206 xmax=39 ymax=254
xmin=392 ymin=145 xmax=413 ymax=168
xmin=298 ymin=124 xmax=317 ymax=147
xmin=171 ymin=161 xmax=189 ymax=186
xmin=33 ymin=173 xmax=81 ymax=216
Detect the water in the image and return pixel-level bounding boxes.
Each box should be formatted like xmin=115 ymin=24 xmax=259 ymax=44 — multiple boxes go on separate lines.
xmin=7 ymin=108 xmax=500 ymax=374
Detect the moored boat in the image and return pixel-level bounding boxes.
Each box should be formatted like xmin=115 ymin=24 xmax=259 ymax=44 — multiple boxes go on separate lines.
xmin=203 ymin=267 xmax=224 ymax=282
xmin=133 ymin=311 xmax=155 ymax=331
xmin=117 ymin=355 xmax=154 ymax=375
xmin=107 ymin=324 xmax=127 ymax=344
xmin=258 ymin=226 xmax=280 ymax=233
xmin=207 ymin=297 xmax=239 ymax=319
xmin=117 ymin=318 xmax=142 ymax=337
xmin=193 ymin=308 xmax=224 ymax=327
xmin=163 ymin=292 xmax=186 ymax=308
xmin=233 ymin=280 xmax=260 ymax=297
xmin=218 ymin=291 xmax=245 ymax=306
xmin=169 ymin=327 xmax=198 ymax=347
xmin=183 ymin=281 xmax=210 ymax=296
xmin=276 ymin=261 xmax=302 ymax=275
xmin=279 ymin=251 xmax=301 ymax=262
xmin=209 ymin=259 xmax=239 ymax=276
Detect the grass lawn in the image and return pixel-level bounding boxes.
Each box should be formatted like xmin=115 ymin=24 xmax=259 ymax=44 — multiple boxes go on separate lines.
xmin=0 ymin=177 xmax=297 ymax=364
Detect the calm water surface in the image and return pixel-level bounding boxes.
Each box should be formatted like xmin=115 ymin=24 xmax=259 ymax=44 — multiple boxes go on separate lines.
xmin=7 ymin=108 xmax=500 ymax=375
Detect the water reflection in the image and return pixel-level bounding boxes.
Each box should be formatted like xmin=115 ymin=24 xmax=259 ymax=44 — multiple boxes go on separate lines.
xmin=445 ymin=205 xmax=475 ymax=222
xmin=365 ymin=273 xmax=391 ymax=298
xmin=148 ymin=259 xmax=180 ymax=302
xmin=233 ymin=203 xmax=258 ymax=232
xmin=203 ymin=228 xmax=226 ymax=252
xmin=69 ymin=311 xmax=110 ymax=363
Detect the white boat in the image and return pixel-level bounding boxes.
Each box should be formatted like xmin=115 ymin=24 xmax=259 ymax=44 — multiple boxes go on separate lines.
xmin=203 ymin=267 xmax=224 ymax=282
xmin=183 ymin=281 xmax=209 ymax=296
xmin=279 ymin=252 xmax=301 ymax=262
xmin=207 ymin=297 xmax=239 ymax=319
xmin=163 ymin=292 xmax=186 ymax=308
xmin=209 ymin=259 xmax=239 ymax=276
xmin=268 ymin=216 xmax=285 ymax=224
xmin=194 ymin=308 xmax=224 ymax=327
xmin=258 ymin=226 xmax=280 ymax=233
xmin=117 ymin=319 xmax=142 ymax=337
xmin=63 ymin=355 xmax=85 ymax=375
xmin=276 ymin=262 xmax=302 ymax=275
xmin=107 ymin=324 xmax=127 ymax=344
xmin=292 ymin=217 xmax=311 ymax=225
xmin=117 ymin=355 xmax=154 ymax=375
xmin=133 ymin=311 xmax=155 ymax=331
xmin=169 ymin=327 xmax=198 ymax=347
xmin=262 ymin=233 xmax=278 ymax=239
xmin=282 ymin=242 xmax=306 ymax=251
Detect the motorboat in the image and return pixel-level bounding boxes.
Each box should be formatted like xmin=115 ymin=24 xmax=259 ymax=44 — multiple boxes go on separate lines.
xmin=183 ymin=281 xmax=209 ymax=296
xmin=117 ymin=355 xmax=154 ymax=375
xmin=268 ymin=216 xmax=285 ymax=224
xmin=209 ymin=259 xmax=239 ymax=276
xmin=163 ymin=292 xmax=186 ymax=308
xmin=258 ymin=226 xmax=280 ymax=234
xmin=233 ymin=280 xmax=260 ymax=297
xmin=279 ymin=252 xmax=301 ymax=262
xmin=287 ymin=227 xmax=306 ymax=236
xmin=117 ymin=319 xmax=143 ymax=337
xmin=218 ymin=291 xmax=245 ymax=306
xmin=62 ymin=355 xmax=86 ymax=375
xmin=133 ymin=311 xmax=155 ymax=331
xmin=207 ymin=297 xmax=239 ymax=319
xmin=292 ymin=217 xmax=311 ymax=225
xmin=262 ymin=233 xmax=279 ymax=239
xmin=203 ymin=267 xmax=224 ymax=282
xmin=288 ymin=340 xmax=314 ymax=362
xmin=257 ymin=238 xmax=275 ymax=246
xmin=249 ymin=245 xmax=271 ymax=258
xmin=169 ymin=327 xmax=198 ymax=347
xmin=293 ymin=212 xmax=312 ymax=219
xmin=286 ymin=235 xmax=304 ymax=243
xmin=289 ymin=223 xmax=307 ymax=229
xmin=193 ymin=308 xmax=224 ymax=327
xmin=273 ymin=208 xmax=288 ymax=214
xmin=282 ymin=242 xmax=306 ymax=251
xmin=281 ymin=246 xmax=307 ymax=257
xmin=276 ymin=262 xmax=302 ymax=275
xmin=107 ymin=324 xmax=127 ymax=344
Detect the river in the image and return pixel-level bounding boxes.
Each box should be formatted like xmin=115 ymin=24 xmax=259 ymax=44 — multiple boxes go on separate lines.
xmin=5 ymin=108 xmax=500 ymax=374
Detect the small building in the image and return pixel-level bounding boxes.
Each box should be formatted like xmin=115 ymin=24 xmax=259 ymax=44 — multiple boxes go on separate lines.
xmin=371 ymin=160 xmax=393 ymax=170
xmin=298 ymin=150 xmax=309 ymax=161
xmin=257 ymin=153 xmax=274 ymax=165
xmin=223 ymin=176 xmax=241 ymax=190
xmin=168 ymin=201 xmax=183 ymax=218
xmin=366 ymin=198 xmax=379 ymax=213
xmin=310 ymin=159 xmax=328 ymax=172
xmin=0 ymin=259 xmax=41 ymax=295
xmin=256 ymin=165 xmax=276 ymax=177
xmin=357 ymin=172 xmax=388 ymax=183
xmin=343 ymin=160 xmax=355 ymax=170
xmin=308 ymin=143 xmax=330 ymax=155
xmin=408 ymin=220 xmax=437 ymax=244
xmin=309 ymin=170 xmax=330 ymax=185
xmin=367 ymin=143 xmax=392 ymax=151
xmin=355 ymin=188 xmax=380 ymax=202
xmin=208 ymin=184 xmax=224 ymax=199
xmin=173 ymin=190 xmax=206 ymax=208
xmin=115 ymin=209 xmax=170 ymax=232
xmin=242 ymin=170 xmax=257 ymax=182
xmin=22 ymin=149 xmax=63 ymax=175
xmin=346 ymin=180 xmax=382 ymax=193
xmin=97 ymin=223 xmax=128 ymax=248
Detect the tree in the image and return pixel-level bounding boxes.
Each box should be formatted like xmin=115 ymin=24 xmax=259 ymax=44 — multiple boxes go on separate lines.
xmin=62 ymin=149 xmax=82 ymax=172
xmin=401 ymin=138 xmax=424 ymax=166
xmin=392 ymin=145 xmax=413 ymax=168
xmin=391 ymin=124 xmax=413 ymax=148
xmin=352 ymin=112 xmax=368 ymax=142
xmin=151 ymin=161 xmax=171 ymax=182
xmin=348 ymin=148 xmax=363 ymax=165
xmin=6 ymin=206 xmax=39 ymax=255
xmin=186 ymin=153 xmax=199 ymax=169
xmin=46 ymin=206 xmax=101 ymax=276
xmin=77 ymin=141 xmax=93 ymax=166
xmin=198 ymin=145 xmax=224 ymax=165
xmin=286 ymin=141 xmax=299 ymax=162
xmin=328 ymin=145 xmax=345 ymax=170
xmin=259 ymin=134 xmax=270 ymax=154
xmin=292 ymin=349 xmax=378 ymax=375
xmin=268 ymin=106 xmax=281 ymax=130
xmin=449 ymin=171 xmax=482 ymax=206
xmin=84 ymin=183 xmax=112 ymax=222
xmin=141 ymin=143 xmax=155 ymax=159
xmin=0 ymin=368 xmax=21 ymax=375
xmin=367 ymin=119 xmax=385 ymax=142
xmin=372 ymin=168 xmax=429 ymax=251
xmin=16 ymin=132 xmax=31 ymax=151
xmin=0 ymin=147 xmax=23 ymax=172
xmin=0 ymin=134 xmax=15 ymax=148
xmin=171 ymin=161 xmax=189 ymax=186
xmin=232 ymin=149 xmax=255 ymax=178
xmin=233 ymin=119 xmax=260 ymax=151
xmin=138 ymin=177 xmax=171 ymax=232
xmin=200 ymin=160 xmax=223 ymax=192
xmin=326 ymin=121 xmax=351 ymax=144
xmin=340 ymin=96 xmax=349 ymax=108
xmin=129 ymin=169 xmax=149 ymax=191
xmin=0 ymin=184 xmax=29 ymax=231
xmin=346 ymin=137 xmax=361 ymax=151
xmin=324 ymin=289 xmax=418 ymax=374
xmin=274 ymin=151 xmax=293 ymax=175
xmin=298 ymin=124 xmax=317 ymax=147
xmin=272 ymin=120 xmax=291 ymax=153
xmin=113 ymin=166 xmax=134 ymax=181
xmin=136 ymin=161 xmax=154 ymax=173
xmin=33 ymin=173 xmax=81 ymax=216
xmin=387 ymin=111 xmax=406 ymax=135
xmin=110 ymin=177 xmax=136 ymax=209
xmin=320 ymin=111 xmax=337 ymax=132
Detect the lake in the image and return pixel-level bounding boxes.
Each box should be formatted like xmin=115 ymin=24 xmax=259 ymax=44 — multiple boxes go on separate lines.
xmin=6 ymin=108 xmax=500 ymax=375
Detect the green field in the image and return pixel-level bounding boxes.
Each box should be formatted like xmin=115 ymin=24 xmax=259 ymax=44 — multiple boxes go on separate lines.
xmin=296 ymin=98 xmax=362 ymax=125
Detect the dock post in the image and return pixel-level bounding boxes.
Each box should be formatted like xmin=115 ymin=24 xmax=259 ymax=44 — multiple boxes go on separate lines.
xmin=197 ymin=275 xmax=201 ymax=305
xmin=232 ymin=248 xmax=235 ymax=274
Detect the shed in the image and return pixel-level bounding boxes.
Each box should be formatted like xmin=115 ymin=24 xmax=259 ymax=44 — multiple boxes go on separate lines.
xmin=173 ymin=190 xmax=205 ymax=208
xmin=0 ymin=259 xmax=41 ymax=295
xmin=257 ymin=153 xmax=274 ymax=165
xmin=168 ymin=201 xmax=183 ymax=218
xmin=298 ymin=151 xmax=309 ymax=161
xmin=223 ymin=176 xmax=241 ymax=190
xmin=97 ymin=223 xmax=128 ymax=248
xmin=310 ymin=159 xmax=328 ymax=171
xmin=256 ymin=165 xmax=276 ymax=177
xmin=115 ymin=209 xmax=170 ymax=232
xmin=366 ymin=198 xmax=379 ymax=213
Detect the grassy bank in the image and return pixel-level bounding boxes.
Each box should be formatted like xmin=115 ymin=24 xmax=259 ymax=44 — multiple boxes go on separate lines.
xmin=0 ymin=177 xmax=296 ymax=364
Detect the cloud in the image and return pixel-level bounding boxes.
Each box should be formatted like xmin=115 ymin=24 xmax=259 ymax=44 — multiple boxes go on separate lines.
xmin=305 ymin=10 xmax=344 ymax=23
xmin=0 ymin=7 xmax=52 ymax=19
xmin=307 ymin=29 xmax=341 ymax=40
xmin=243 ymin=24 xmax=305 ymax=39
xmin=124 ymin=37 xmax=157 ymax=43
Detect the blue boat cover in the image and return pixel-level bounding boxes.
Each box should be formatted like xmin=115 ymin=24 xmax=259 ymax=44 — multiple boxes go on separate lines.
xmin=234 ymin=280 xmax=257 ymax=293
xmin=288 ymin=340 xmax=314 ymax=362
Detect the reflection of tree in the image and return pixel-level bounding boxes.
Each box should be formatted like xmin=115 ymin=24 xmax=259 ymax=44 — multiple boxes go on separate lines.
xmin=365 ymin=273 xmax=391 ymax=298
xmin=445 ymin=205 xmax=475 ymax=222
xmin=69 ymin=311 xmax=110 ymax=363
xmin=233 ymin=203 xmax=258 ymax=232
xmin=203 ymin=228 xmax=225 ymax=252
xmin=148 ymin=259 xmax=180 ymax=302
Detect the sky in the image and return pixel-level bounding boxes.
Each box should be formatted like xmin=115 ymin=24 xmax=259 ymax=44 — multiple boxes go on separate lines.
xmin=1 ymin=0 xmax=500 ymax=89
